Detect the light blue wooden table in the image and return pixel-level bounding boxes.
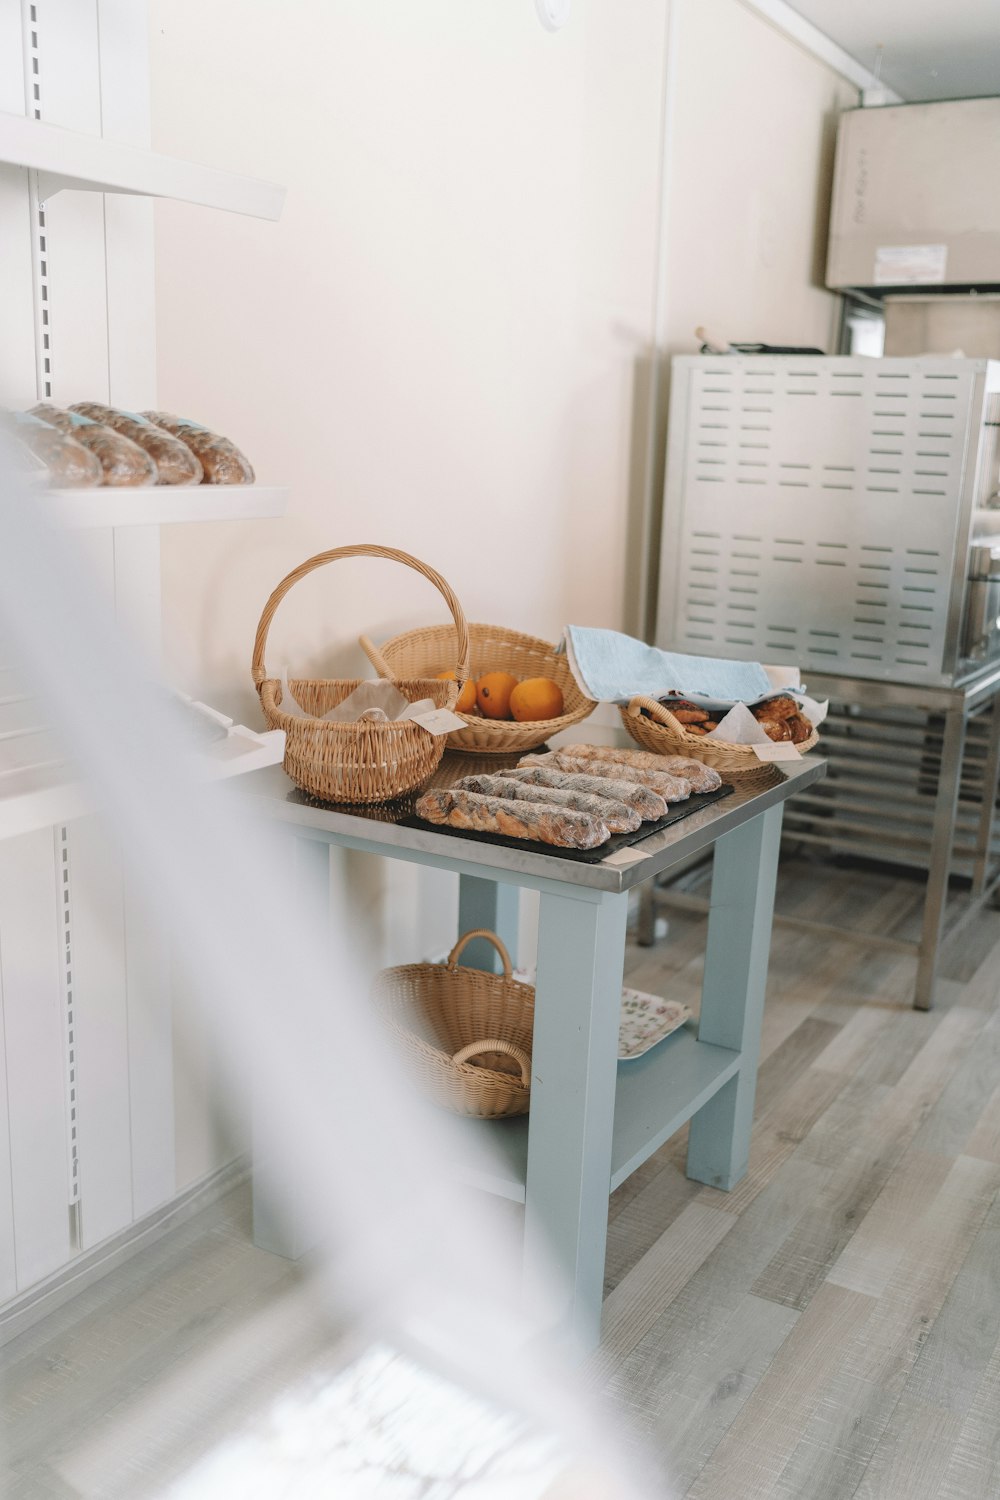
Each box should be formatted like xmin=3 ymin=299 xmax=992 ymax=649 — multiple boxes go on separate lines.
xmin=238 ymin=754 xmax=824 ymax=1350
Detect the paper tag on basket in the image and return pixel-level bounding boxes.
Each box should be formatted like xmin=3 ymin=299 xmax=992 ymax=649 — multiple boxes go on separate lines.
xmin=752 ymin=741 xmax=802 ymax=763
xmin=410 ymin=707 xmax=467 ymax=736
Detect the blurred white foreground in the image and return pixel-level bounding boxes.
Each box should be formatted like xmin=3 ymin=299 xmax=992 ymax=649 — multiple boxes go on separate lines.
xmin=0 ymin=440 xmax=662 ymax=1499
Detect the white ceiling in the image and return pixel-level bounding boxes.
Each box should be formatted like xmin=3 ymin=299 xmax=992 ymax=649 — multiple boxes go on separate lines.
xmin=787 ymin=0 xmax=1000 ymax=102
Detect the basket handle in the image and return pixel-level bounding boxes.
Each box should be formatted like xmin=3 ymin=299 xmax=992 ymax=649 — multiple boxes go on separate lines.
xmin=358 ymin=633 xmax=394 ymax=679
xmin=626 ymin=695 xmax=683 ymax=730
xmin=452 ymin=1038 xmax=531 ymax=1086
xmin=251 ymin=544 xmax=471 ymax=691
xmin=446 ymin=928 xmax=513 ymax=978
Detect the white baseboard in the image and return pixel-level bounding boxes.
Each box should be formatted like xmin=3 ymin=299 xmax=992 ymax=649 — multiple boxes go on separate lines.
xmin=0 ymin=1156 xmax=250 ymax=1350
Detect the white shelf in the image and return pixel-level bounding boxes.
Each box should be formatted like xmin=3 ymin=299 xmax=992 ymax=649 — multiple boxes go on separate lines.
xmin=0 ymin=718 xmax=285 ymax=843
xmin=41 ymin=485 xmax=287 ymax=529
xmin=458 ymin=1024 xmax=742 ymax=1202
xmin=0 ymin=110 xmax=285 ymax=221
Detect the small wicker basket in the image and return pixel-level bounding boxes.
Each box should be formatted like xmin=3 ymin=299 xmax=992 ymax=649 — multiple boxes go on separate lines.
xmin=621 ymin=694 xmax=819 ymax=782
xmin=360 ymin=622 xmax=596 ymax=754
xmin=252 ymin=545 xmax=470 ymax=805
xmin=373 ymin=930 xmax=534 ymax=1119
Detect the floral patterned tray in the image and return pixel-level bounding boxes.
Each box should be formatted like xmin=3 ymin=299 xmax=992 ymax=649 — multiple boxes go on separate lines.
xmin=618 ymin=989 xmax=692 ymax=1060
xmin=514 ymin=969 xmax=690 ymax=1060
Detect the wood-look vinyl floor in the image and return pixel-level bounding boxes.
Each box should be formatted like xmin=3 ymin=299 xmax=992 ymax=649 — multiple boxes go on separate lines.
xmin=1 ymin=855 xmax=999 ymax=1498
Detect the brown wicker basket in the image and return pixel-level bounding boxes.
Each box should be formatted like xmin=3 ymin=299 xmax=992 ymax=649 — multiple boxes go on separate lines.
xmin=252 ymin=545 xmax=471 ymax=805
xmin=621 ymin=694 xmax=819 ymax=782
xmin=359 ymin=622 xmax=596 ymax=754
xmin=373 ymin=929 xmax=534 ymax=1119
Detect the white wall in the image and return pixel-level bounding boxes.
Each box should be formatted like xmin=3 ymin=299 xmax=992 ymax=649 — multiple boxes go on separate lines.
xmin=148 ymin=0 xmax=856 ymax=1185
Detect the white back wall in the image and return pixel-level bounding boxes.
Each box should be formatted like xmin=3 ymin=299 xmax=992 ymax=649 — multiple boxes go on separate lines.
xmin=149 ymin=3 xmax=855 ymax=1145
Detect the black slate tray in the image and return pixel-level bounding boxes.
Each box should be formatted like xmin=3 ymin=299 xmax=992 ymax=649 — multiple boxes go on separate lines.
xmin=400 ymin=783 xmax=734 ymax=865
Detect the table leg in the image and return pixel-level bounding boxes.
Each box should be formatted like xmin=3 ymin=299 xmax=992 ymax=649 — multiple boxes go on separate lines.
xmin=686 ymin=805 xmax=783 ymax=1192
xmin=971 ymin=702 xmax=1000 ymax=899
xmin=523 ymin=888 xmax=628 ymax=1351
xmin=915 ymin=708 xmax=967 ymax=1011
xmin=457 ymin=874 xmax=520 ymax=972
xmin=636 ymin=881 xmax=657 ymax=946
xmin=253 ymin=834 xmax=330 ymax=1258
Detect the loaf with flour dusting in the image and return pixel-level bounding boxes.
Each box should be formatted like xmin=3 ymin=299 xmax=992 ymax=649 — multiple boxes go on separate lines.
xmin=415 ymin=787 xmax=610 ymax=849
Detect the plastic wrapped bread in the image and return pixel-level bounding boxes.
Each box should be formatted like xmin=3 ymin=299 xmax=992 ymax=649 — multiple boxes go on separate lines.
xmin=142 ymin=411 xmax=254 ymax=484
xmin=70 ymin=403 xmax=203 ymax=486
xmin=543 ymin=753 xmax=691 ymax=803
xmin=503 ymin=766 xmax=667 ymax=821
xmin=526 ymin=743 xmax=723 ymax=792
xmin=32 ymin=404 xmax=157 ymax=486
xmin=4 ymin=411 xmax=102 ymax=487
xmin=456 ymin=773 xmax=641 ymax=834
xmin=416 ymin=787 xmax=610 ymax=849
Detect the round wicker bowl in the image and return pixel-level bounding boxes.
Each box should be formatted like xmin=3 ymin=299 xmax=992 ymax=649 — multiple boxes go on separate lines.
xmin=373 ymin=930 xmax=534 ymax=1119
xmin=360 ymin=622 xmax=596 ymax=754
xmin=621 ymin=694 xmax=819 ymax=782
xmin=252 ymin=544 xmax=469 ymax=805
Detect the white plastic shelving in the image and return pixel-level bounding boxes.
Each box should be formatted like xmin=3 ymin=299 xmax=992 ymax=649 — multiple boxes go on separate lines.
xmin=0 ymin=720 xmax=286 ymax=844
xmin=40 ymin=485 xmax=288 ymax=529
xmin=0 ymin=109 xmax=285 ymax=220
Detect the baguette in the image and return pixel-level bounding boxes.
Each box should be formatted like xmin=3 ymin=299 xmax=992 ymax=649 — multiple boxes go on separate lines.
xmin=544 ymin=753 xmax=691 ymax=803
xmin=415 ymin=787 xmax=609 ymax=849
xmin=70 ymin=403 xmax=203 ymax=486
xmin=533 ymin=743 xmax=723 ymax=792
xmin=503 ymin=767 xmax=667 ymax=821
xmin=456 ymin=773 xmax=640 ymax=834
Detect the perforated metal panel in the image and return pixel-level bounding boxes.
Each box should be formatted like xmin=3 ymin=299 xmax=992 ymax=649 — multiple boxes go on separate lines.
xmin=656 ymin=357 xmax=999 ymax=685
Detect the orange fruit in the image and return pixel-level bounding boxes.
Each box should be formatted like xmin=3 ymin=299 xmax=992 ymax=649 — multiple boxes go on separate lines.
xmin=509 ymin=677 xmax=564 ymax=722
xmin=476 ymin=671 xmax=519 ymax=719
xmin=436 ymin=670 xmax=477 ymax=713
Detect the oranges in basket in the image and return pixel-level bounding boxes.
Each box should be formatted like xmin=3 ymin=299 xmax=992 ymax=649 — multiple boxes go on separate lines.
xmin=438 ymin=668 xmax=565 ymax=723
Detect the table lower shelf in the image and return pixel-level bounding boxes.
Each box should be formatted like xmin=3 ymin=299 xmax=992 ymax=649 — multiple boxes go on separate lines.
xmin=460 ymin=1023 xmax=741 ymax=1203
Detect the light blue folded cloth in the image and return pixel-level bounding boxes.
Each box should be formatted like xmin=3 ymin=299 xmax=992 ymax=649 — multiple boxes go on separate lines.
xmin=564 ymin=626 xmax=773 ymax=705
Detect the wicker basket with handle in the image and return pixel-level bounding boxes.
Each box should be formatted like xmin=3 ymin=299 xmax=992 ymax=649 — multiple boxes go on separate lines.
xmin=373 ymin=929 xmax=533 ymax=1119
xmin=359 ymin=622 xmax=596 ymax=754
xmin=252 ymin=544 xmax=470 ymax=805
xmin=621 ymin=694 xmax=819 ymax=782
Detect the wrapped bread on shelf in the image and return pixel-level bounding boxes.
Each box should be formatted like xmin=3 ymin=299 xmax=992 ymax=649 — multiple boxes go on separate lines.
xmin=32 ymin=404 xmax=157 ymax=486
xmin=4 ymin=411 xmax=102 ymax=487
xmin=69 ymin=403 xmax=203 ymax=486
xmin=416 ymin=787 xmax=610 ymax=850
xmin=142 ymin=411 xmax=254 ymax=484
xmin=455 ymin=773 xmax=641 ymax=834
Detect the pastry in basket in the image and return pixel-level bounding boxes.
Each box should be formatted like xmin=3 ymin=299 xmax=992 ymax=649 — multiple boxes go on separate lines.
xmin=665 ymin=700 xmax=711 ymax=724
xmin=503 ymin=767 xmax=667 ymax=821
xmin=786 ymin=713 xmax=812 ymax=745
xmin=758 ymin=718 xmax=793 ymax=742
xmin=415 ymin=788 xmax=609 ymax=849
xmin=752 ymin=694 xmax=798 ymax=722
xmin=533 ymin=752 xmax=692 ymax=803
xmin=456 ymin=774 xmax=641 ymax=834
xmin=537 ymin=743 xmax=724 ymax=792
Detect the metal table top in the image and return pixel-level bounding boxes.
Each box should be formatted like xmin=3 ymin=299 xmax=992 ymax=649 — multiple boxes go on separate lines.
xmin=234 ymin=750 xmax=826 ymax=896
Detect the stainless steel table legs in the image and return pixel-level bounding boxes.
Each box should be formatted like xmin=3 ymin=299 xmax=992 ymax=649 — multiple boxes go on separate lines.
xmin=915 ymin=708 xmax=967 ymax=1011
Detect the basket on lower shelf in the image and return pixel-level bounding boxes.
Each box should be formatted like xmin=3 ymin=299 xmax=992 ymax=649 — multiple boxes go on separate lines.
xmin=251 ymin=544 xmax=470 ymax=805
xmin=621 ymin=694 xmax=819 ymax=781
xmin=360 ymin=622 xmax=596 ymax=754
xmin=373 ymin=929 xmax=534 ymax=1119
